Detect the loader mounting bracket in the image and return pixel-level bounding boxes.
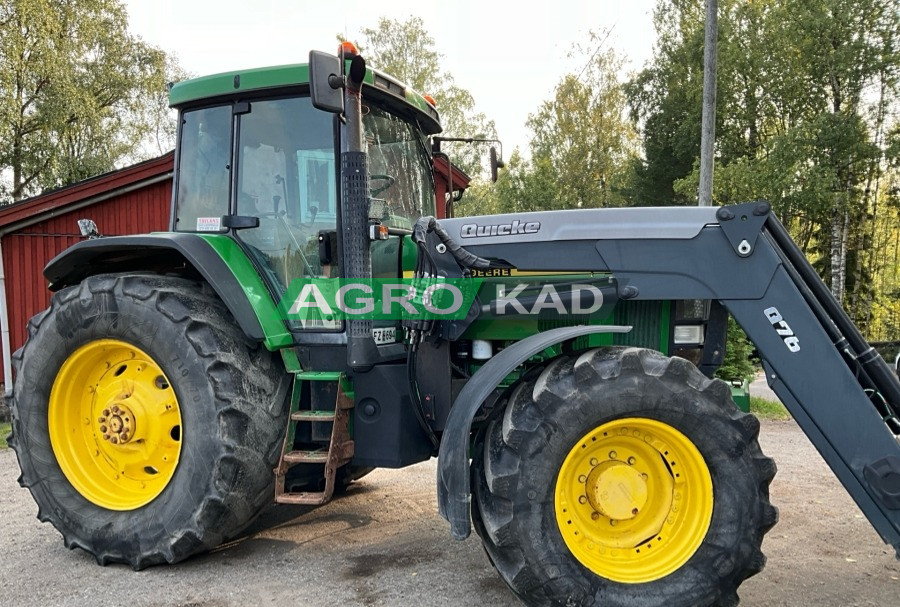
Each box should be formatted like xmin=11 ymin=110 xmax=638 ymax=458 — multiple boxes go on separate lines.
xmin=865 ymin=456 xmax=900 ymax=510
xmin=716 ymin=200 xmax=771 ymax=257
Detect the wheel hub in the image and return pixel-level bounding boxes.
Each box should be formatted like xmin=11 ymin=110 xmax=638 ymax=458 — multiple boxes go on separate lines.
xmin=555 ymin=418 xmax=714 ymax=583
xmin=48 ymin=339 xmax=183 ymax=510
xmin=98 ymin=403 xmax=136 ymax=445
xmin=586 ymin=460 xmax=647 ymax=521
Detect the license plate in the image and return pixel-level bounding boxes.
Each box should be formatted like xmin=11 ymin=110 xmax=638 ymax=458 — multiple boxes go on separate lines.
xmin=372 ymin=327 xmax=398 ymax=345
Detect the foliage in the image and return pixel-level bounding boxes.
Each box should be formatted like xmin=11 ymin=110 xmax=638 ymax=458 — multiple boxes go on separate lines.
xmin=0 ymin=0 xmax=176 ymax=203
xmin=749 ymin=396 xmax=791 ymax=420
xmin=623 ymin=0 xmax=706 ymax=206
xmin=715 ymin=316 xmax=757 ymax=383
xmin=347 ymin=17 xmax=496 ymax=177
xmin=486 ymin=32 xmax=638 ymax=214
xmin=630 ymin=0 xmax=900 ymax=339
xmin=0 ymin=422 xmax=10 ymax=449
xmin=527 ymin=38 xmax=639 ymax=209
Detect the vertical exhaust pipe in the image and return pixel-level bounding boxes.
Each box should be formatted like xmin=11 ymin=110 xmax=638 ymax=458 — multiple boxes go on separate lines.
xmin=341 ymin=55 xmax=378 ymax=370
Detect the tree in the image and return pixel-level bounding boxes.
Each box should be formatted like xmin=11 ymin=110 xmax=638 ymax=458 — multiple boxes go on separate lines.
xmin=527 ymin=37 xmax=638 ymax=209
xmin=624 ymin=0 xmax=706 ymax=206
xmin=347 ymin=17 xmax=496 ymax=177
xmin=0 ymin=0 xmax=175 ymax=202
xmin=488 ymin=32 xmax=638 ymax=213
xmin=632 ymin=0 xmax=900 ymax=337
xmin=716 ymin=316 xmax=757 ymax=383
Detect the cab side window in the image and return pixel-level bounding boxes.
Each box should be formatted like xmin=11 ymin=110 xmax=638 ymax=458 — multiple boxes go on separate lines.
xmin=174 ymin=106 xmax=232 ymax=232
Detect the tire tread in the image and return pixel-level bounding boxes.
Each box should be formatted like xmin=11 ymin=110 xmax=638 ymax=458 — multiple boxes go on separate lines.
xmin=473 ymin=348 xmax=778 ymax=607
xmin=9 ymin=273 xmax=290 ymax=570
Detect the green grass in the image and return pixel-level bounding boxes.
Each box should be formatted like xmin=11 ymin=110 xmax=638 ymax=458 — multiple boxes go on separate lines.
xmin=0 ymin=422 xmax=10 ymax=449
xmin=750 ymin=396 xmax=791 ymax=420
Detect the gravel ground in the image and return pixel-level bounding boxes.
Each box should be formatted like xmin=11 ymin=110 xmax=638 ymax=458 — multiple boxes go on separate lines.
xmin=1 ymin=420 xmax=898 ymax=607
xmin=749 ymin=370 xmax=781 ymax=403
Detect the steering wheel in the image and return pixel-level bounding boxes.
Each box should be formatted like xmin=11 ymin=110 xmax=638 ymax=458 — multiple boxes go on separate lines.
xmin=370 ymin=173 xmax=396 ymax=197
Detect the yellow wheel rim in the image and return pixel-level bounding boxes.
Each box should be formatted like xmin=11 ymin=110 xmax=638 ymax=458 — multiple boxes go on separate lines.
xmin=49 ymin=339 xmax=183 ymax=510
xmin=555 ymin=417 xmax=713 ymax=583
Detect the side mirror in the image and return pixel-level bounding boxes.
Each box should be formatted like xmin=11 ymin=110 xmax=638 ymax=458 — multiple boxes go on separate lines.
xmin=77 ymin=218 xmax=100 ymax=239
xmin=490 ymin=146 xmax=505 ymax=183
xmin=309 ymin=51 xmax=343 ymax=113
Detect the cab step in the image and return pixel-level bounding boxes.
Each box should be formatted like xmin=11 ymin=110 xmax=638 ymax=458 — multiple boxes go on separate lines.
xmin=275 ymin=371 xmax=354 ymax=506
xmin=291 ymin=410 xmax=337 ymax=422
xmin=283 ymin=449 xmax=329 ymax=464
xmin=282 ymin=441 xmax=354 ymax=464
xmin=296 ymin=371 xmax=343 ymax=381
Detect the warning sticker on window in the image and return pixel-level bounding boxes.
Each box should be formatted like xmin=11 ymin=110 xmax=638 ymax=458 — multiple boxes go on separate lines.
xmin=196 ymin=217 xmax=221 ymax=232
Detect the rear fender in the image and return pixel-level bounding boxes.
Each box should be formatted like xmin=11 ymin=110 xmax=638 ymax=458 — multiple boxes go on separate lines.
xmin=44 ymin=233 xmax=293 ymax=350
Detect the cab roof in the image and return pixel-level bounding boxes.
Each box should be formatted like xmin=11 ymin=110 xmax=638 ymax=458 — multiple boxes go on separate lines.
xmin=168 ymin=62 xmax=442 ymax=134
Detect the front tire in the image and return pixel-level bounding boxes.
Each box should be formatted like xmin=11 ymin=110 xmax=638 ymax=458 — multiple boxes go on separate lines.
xmin=472 ymin=348 xmax=777 ymax=607
xmin=9 ymin=274 xmax=291 ymax=569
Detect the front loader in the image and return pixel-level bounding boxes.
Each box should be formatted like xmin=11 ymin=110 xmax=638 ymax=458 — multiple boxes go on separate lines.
xmin=7 ymin=46 xmax=900 ymax=606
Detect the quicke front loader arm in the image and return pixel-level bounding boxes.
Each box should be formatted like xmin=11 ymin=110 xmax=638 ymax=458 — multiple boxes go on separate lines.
xmin=436 ymin=201 xmax=900 ymax=555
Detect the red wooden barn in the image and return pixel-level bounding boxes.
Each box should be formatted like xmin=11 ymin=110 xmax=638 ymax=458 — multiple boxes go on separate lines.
xmin=0 ymin=152 xmax=470 ymax=390
xmin=0 ymin=153 xmax=174 ymax=389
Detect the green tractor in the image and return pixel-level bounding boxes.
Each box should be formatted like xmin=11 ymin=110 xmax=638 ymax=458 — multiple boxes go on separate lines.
xmin=8 ymin=46 xmax=900 ymax=607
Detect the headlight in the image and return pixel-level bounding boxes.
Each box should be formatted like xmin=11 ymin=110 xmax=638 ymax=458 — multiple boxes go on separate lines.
xmin=673 ymin=325 xmax=705 ymax=345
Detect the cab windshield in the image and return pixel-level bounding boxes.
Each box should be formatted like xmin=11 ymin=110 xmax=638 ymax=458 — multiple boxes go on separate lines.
xmin=362 ymin=103 xmax=435 ymax=230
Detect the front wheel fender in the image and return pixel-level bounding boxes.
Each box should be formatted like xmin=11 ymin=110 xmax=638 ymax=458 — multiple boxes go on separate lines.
xmin=436 ymin=324 xmax=631 ymax=539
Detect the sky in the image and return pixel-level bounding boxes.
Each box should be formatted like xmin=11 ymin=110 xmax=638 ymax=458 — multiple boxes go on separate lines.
xmin=123 ymin=0 xmax=659 ymax=156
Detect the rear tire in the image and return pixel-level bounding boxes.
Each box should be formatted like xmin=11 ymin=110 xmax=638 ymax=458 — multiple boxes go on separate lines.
xmin=9 ymin=274 xmax=291 ymax=569
xmin=472 ymin=348 xmax=777 ymax=607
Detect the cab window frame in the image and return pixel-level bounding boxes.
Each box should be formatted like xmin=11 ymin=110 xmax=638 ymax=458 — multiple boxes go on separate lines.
xmin=171 ymin=102 xmax=235 ymax=233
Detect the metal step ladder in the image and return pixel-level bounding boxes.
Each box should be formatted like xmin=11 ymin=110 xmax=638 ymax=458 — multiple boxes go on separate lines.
xmin=275 ymin=371 xmax=354 ymax=505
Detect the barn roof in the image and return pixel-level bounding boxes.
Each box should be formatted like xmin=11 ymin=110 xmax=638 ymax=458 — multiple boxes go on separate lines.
xmin=0 ymin=152 xmax=174 ymax=233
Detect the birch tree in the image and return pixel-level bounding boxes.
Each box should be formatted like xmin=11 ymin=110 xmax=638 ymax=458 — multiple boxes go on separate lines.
xmin=0 ymin=0 xmax=174 ymax=202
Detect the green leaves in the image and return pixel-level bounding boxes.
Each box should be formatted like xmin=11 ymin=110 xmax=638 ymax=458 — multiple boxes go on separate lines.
xmin=479 ymin=31 xmax=638 ymax=214
xmin=637 ymin=0 xmax=900 ymax=336
xmin=0 ymin=0 xmax=176 ymax=202
xmin=716 ymin=316 xmax=757 ymax=383
xmin=349 ymin=17 xmax=496 ymax=177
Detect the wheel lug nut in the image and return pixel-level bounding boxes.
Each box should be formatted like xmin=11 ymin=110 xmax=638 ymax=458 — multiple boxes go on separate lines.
xmin=579 ymin=496 xmax=588 ymax=504
xmin=632 ymin=508 xmax=639 ymax=516
xmin=628 ymin=457 xmax=636 ymax=465
xmin=102 ymin=409 xmax=110 ymax=416
xmin=102 ymin=434 xmax=110 ymax=440
xmin=100 ymin=425 xmax=107 ymax=433
xmin=98 ymin=416 xmax=106 ymax=423
xmin=578 ymin=475 xmax=587 ymax=483
xmin=609 ymin=451 xmax=617 ymax=460
xmin=110 ymin=437 xmax=118 ymax=444
xmin=591 ymin=512 xmax=600 ymax=521
xmin=590 ymin=458 xmax=599 ymax=466
xmin=608 ymin=518 xmax=616 ymax=525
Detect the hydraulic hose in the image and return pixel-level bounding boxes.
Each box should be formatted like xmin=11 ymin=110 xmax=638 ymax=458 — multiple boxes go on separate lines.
xmin=412 ymin=216 xmax=494 ymax=270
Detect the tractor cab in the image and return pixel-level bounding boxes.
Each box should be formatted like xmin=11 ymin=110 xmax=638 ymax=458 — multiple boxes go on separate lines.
xmin=169 ymin=50 xmax=441 ymax=319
